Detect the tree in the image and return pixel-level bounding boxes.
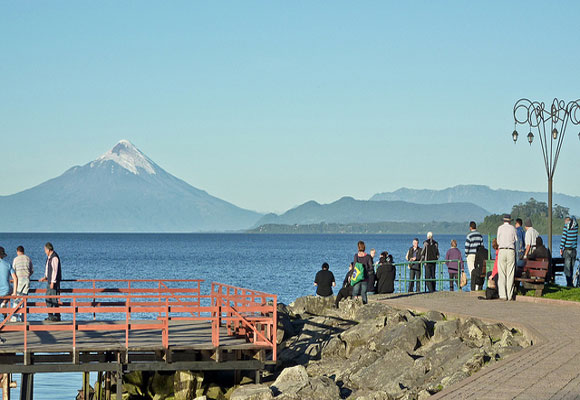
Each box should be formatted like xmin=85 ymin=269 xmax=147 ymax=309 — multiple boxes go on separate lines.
xmin=511 ymin=198 xmax=548 ymax=219
xmin=553 ymin=204 xmax=570 ymax=219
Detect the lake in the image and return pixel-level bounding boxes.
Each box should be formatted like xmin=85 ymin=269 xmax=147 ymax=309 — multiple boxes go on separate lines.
xmin=0 ymin=232 xmax=564 ymax=399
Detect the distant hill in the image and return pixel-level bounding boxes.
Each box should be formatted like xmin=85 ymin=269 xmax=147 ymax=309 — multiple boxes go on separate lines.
xmin=370 ymin=184 xmax=580 ymax=215
xmin=248 ymin=221 xmax=469 ymax=234
xmin=0 ymin=140 xmax=262 ymax=232
xmin=253 ymin=197 xmax=489 ymax=227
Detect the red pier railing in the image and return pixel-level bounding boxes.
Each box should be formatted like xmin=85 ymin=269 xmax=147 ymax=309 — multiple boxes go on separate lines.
xmin=0 ymin=280 xmax=277 ymax=361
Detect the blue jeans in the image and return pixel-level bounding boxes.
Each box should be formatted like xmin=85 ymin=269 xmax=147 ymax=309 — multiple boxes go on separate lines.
xmin=564 ymin=249 xmax=577 ymax=286
xmin=352 ymin=281 xmax=368 ymax=304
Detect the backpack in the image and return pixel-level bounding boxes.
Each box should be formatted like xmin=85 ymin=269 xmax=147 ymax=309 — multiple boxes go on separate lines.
xmin=350 ymin=262 xmax=366 ymax=286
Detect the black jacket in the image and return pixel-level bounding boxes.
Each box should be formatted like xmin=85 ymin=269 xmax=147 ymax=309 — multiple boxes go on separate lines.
xmin=406 ymin=246 xmax=422 ymax=270
xmin=421 ymin=239 xmax=439 ymax=262
xmin=376 ymin=260 xmax=396 ymax=294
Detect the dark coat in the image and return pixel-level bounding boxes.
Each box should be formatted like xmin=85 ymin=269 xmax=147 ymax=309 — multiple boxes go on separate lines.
xmin=376 ymin=261 xmax=396 ymax=294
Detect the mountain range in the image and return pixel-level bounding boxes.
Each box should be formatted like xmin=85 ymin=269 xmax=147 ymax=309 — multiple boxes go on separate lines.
xmin=254 ymin=197 xmax=489 ymax=226
xmin=0 ymin=140 xmax=262 ymax=232
xmin=2 ymin=142 xmax=578 ymax=233
xmin=370 ymin=185 xmax=580 ymax=216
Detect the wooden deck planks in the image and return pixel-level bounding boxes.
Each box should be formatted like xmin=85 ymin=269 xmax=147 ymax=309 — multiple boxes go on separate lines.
xmin=0 ymin=320 xmax=255 ymax=353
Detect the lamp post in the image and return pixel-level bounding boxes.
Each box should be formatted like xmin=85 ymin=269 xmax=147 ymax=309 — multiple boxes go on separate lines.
xmin=512 ymin=98 xmax=580 ymax=251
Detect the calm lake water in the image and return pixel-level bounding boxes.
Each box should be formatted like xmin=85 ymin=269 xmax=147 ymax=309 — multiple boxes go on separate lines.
xmin=0 ymin=233 xmax=565 ymax=399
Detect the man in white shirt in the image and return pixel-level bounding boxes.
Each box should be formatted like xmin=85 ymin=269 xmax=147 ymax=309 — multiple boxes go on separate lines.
xmin=496 ymin=214 xmax=517 ymax=301
xmin=524 ymin=218 xmax=540 ymax=259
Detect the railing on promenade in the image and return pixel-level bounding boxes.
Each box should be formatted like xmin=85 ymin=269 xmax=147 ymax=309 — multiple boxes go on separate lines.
xmin=394 ymin=259 xmax=465 ymax=293
xmin=0 ymin=280 xmax=277 ymax=361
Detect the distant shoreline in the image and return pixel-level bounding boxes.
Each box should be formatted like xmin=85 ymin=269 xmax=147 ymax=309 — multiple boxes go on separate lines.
xmin=246 ymin=221 xmax=470 ymax=234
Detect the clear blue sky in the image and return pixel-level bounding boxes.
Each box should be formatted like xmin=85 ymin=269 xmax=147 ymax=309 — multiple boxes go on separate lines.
xmin=2 ymin=1 xmax=580 ymax=213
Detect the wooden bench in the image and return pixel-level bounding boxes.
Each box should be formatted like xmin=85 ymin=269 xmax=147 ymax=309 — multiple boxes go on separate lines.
xmin=515 ymin=259 xmax=549 ymax=297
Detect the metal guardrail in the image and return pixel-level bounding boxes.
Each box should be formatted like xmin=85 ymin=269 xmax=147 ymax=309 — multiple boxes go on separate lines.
xmin=394 ymin=259 xmax=465 ymax=292
xmin=0 ymin=280 xmax=277 ymax=361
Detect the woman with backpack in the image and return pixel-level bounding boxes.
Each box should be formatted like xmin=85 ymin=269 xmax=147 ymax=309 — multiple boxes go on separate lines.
xmin=351 ymin=241 xmax=373 ymax=305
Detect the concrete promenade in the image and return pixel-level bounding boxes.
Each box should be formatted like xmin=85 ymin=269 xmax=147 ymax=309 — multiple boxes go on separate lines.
xmin=378 ymin=292 xmax=580 ymax=400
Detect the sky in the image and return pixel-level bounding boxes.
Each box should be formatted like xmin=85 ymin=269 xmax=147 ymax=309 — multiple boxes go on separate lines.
xmin=1 ymin=1 xmax=580 ymax=213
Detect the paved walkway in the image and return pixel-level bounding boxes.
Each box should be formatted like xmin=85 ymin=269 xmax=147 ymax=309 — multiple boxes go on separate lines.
xmin=378 ymin=292 xmax=580 ymax=400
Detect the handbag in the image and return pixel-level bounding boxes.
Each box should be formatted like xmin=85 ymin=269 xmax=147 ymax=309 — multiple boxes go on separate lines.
xmin=460 ymin=271 xmax=468 ymax=288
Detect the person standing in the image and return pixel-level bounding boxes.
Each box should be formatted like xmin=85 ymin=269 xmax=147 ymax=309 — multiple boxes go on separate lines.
xmin=560 ymin=216 xmax=578 ymax=287
xmin=367 ymin=248 xmax=377 ymax=295
xmin=352 ymin=241 xmax=373 ymax=304
xmin=13 ymin=246 xmax=33 ymax=296
xmin=406 ymin=238 xmax=422 ymax=293
xmin=523 ymin=218 xmax=539 ymax=259
xmin=376 ymin=252 xmax=396 ymax=294
xmin=465 ymin=221 xmax=484 ymax=291
xmin=39 ymin=242 xmax=62 ymax=321
xmin=515 ymin=218 xmax=526 ymax=267
xmin=445 ymin=240 xmax=464 ymax=292
xmin=421 ymin=232 xmax=439 ymax=293
xmin=314 ymin=262 xmax=336 ymax=297
xmin=0 ymin=247 xmax=17 ymax=311
xmin=496 ymin=214 xmax=517 ymax=301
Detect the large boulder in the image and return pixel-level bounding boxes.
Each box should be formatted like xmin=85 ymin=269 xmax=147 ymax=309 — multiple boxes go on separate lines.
xmin=339 ymin=317 xmax=386 ymax=356
xmin=370 ymin=317 xmax=431 ymax=353
xmin=174 ymin=371 xmax=204 ymax=400
xmin=347 ymin=348 xmax=415 ymax=395
xmin=458 ymin=319 xmax=492 ymax=348
xmin=294 ymin=376 xmax=341 ymax=400
xmin=230 ymin=384 xmax=273 ymax=400
xmin=270 ymin=365 xmax=309 ymax=396
xmin=431 ymin=319 xmax=459 ymax=344
xmin=288 ymin=296 xmax=335 ymax=317
xmin=148 ymin=372 xmax=174 ymax=400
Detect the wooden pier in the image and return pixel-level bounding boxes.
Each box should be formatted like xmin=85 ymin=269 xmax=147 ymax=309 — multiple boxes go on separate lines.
xmin=0 ymin=280 xmax=277 ymax=399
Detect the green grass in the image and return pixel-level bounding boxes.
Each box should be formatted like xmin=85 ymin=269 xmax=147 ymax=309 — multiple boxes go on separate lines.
xmin=524 ymin=284 xmax=580 ymax=302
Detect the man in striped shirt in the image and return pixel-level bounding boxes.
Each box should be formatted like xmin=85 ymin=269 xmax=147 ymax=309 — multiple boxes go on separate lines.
xmin=560 ymin=216 xmax=578 ymax=287
xmin=465 ymin=221 xmax=484 ymax=291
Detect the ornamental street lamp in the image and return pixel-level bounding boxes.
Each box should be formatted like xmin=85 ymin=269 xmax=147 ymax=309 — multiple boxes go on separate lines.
xmin=512 ymin=98 xmax=580 ymax=251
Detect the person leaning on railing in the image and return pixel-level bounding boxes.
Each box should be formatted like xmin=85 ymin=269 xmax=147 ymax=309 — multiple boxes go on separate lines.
xmin=465 ymin=221 xmax=484 ymax=291
xmin=39 ymin=242 xmax=62 ymax=322
xmin=13 ymin=246 xmax=33 ymax=297
xmin=406 ymin=238 xmax=422 ymax=293
xmin=0 ymin=247 xmax=17 ymax=316
xmin=421 ymin=232 xmax=439 ymax=293
xmin=445 ymin=240 xmax=464 ymax=292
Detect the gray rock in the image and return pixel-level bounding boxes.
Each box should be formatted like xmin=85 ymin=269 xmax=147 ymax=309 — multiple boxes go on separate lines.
xmin=230 ymin=384 xmax=273 ymax=400
xmin=340 ymin=318 xmax=386 ymax=356
xmin=424 ymin=310 xmax=445 ymax=322
xmin=371 ymin=317 xmax=431 ymax=353
xmin=351 ymin=390 xmax=393 ymax=400
xmin=295 ymin=376 xmax=340 ymax=400
xmin=348 ymin=348 xmax=415 ymax=395
xmin=320 ymin=336 xmax=346 ymax=359
xmin=174 ymin=371 xmax=203 ymax=400
xmin=459 ymin=318 xmax=491 ymax=348
xmin=270 ymin=365 xmax=309 ymax=395
xmin=431 ymin=319 xmax=459 ymax=343
xmin=288 ymin=296 xmax=335 ymax=317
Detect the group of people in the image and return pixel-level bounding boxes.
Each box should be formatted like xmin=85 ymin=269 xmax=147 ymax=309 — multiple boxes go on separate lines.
xmin=312 ymin=214 xmax=579 ymax=307
xmin=0 ymin=243 xmax=63 ymax=321
xmin=491 ymin=215 xmax=578 ymax=301
xmin=314 ymin=241 xmax=397 ymax=307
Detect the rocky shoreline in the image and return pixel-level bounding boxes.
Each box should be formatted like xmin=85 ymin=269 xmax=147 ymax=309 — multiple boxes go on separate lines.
xmin=104 ymin=295 xmax=530 ymax=400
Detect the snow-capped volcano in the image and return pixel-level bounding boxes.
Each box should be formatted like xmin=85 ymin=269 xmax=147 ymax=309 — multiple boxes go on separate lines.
xmin=0 ymin=140 xmax=262 ymax=232
xmin=91 ymin=140 xmax=157 ymax=175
